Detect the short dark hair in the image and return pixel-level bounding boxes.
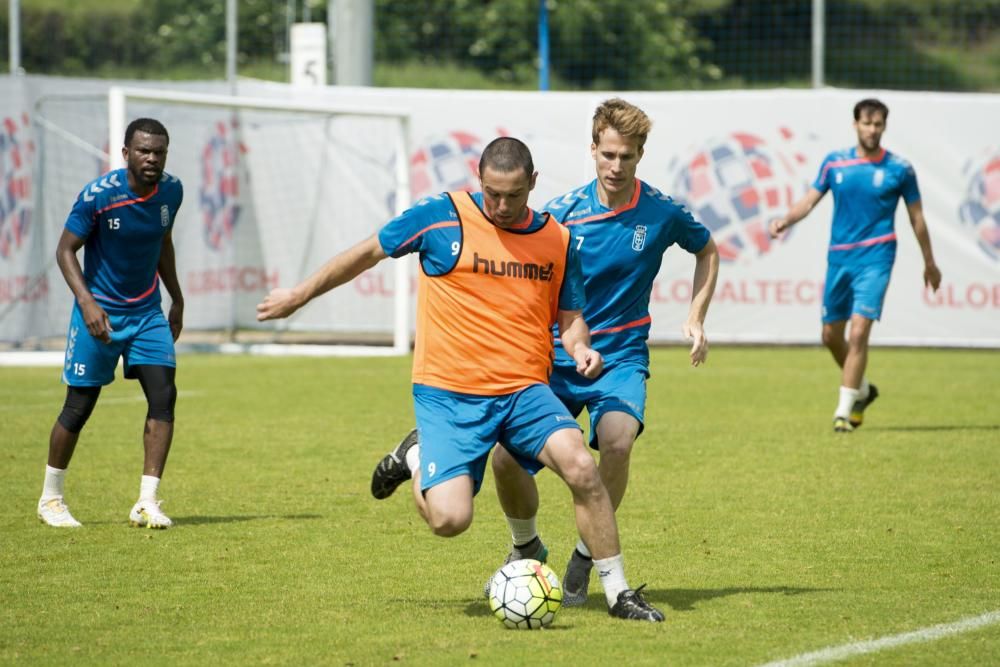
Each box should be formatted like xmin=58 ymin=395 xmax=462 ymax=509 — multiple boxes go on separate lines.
xmin=854 ymin=98 xmax=889 ymax=121
xmin=478 ymin=137 xmax=534 ymax=179
xmin=124 ymin=118 xmax=169 ymax=147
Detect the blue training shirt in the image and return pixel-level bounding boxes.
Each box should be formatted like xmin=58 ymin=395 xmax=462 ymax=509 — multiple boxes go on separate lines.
xmin=543 ymin=179 xmax=711 ymax=369
xmin=64 ymin=168 xmax=183 ymax=313
xmin=377 ymin=191 xmax=585 ymax=311
xmin=812 ymin=147 xmax=920 ymax=266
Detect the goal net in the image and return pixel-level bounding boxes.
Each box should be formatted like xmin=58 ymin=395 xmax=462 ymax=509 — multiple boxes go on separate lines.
xmin=7 ymin=86 xmax=412 ymax=355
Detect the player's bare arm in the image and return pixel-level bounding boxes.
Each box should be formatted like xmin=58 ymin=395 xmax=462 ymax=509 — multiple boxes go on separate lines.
xmin=256 ymin=234 xmax=388 ymax=321
xmin=905 ymin=200 xmax=942 ymax=291
xmin=556 ymin=309 xmax=603 ymax=379
xmin=158 ymin=229 xmax=184 ymax=341
xmin=684 ymin=237 xmax=720 ymax=367
xmin=769 ymin=187 xmax=825 ymax=238
xmin=56 ymin=228 xmax=111 ymax=343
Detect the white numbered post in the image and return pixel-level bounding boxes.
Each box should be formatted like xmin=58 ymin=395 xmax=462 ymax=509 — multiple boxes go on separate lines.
xmin=290 ymin=23 xmax=328 ymax=87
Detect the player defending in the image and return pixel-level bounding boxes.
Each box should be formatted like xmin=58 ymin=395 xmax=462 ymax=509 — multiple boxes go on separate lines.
xmin=769 ymin=98 xmax=941 ymax=432
xmin=483 ymin=99 xmax=719 ymax=606
xmin=259 ymin=138 xmax=664 ymax=622
xmin=37 ymin=118 xmax=184 ymax=529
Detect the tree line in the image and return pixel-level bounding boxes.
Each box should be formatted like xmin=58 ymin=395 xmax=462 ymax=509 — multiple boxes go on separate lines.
xmin=1 ymin=0 xmax=997 ymax=90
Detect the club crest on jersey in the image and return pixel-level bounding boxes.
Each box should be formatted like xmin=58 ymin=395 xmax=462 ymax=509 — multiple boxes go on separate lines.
xmin=873 ymin=169 xmax=885 ymax=187
xmin=160 ymin=205 xmax=170 ymax=227
xmin=632 ymin=225 xmax=647 ymax=251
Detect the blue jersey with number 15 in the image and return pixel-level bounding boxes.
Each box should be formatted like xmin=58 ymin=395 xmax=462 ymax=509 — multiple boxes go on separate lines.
xmin=544 ymin=179 xmax=710 ymax=370
xmin=64 ymin=168 xmax=183 ymax=314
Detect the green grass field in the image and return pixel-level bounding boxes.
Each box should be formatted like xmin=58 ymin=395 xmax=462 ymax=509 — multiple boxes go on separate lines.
xmin=2 ymin=347 xmax=998 ymax=665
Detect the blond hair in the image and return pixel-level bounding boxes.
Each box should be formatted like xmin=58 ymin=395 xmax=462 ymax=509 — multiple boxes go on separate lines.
xmin=592 ymin=98 xmax=652 ymax=147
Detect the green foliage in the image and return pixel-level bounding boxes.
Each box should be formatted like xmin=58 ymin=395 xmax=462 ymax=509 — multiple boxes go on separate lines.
xmin=376 ymin=0 xmax=719 ymax=90
xmin=1 ymin=347 xmax=999 ymax=663
xmin=547 ymin=0 xmax=721 ymax=89
xmin=1 ymin=0 xmax=999 ymax=89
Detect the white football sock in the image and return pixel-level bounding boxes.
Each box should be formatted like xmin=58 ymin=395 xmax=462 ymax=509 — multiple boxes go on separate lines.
xmin=139 ymin=475 xmax=161 ymax=502
xmin=575 ymin=540 xmax=592 ymax=559
xmin=835 ymin=386 xmax=860 ymax=419
xmin=859 ymin=377 xmax=871 ymax=400
xmin=506 ymin=516 xmax=538 ymax=547
xmin=594 ymin=553 xmax=628 ymax=606
xmin=405 ymin=443 xmax=420 ymax=474
xmin=41 ymin=465 xmax=67 ymax=500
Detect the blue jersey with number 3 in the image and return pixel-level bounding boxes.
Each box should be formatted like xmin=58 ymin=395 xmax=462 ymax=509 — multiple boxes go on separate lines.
xmin=543 ymin=179 xmax=710 ymax=369
xmin=64 ymin=168 xmax=183 ymax=313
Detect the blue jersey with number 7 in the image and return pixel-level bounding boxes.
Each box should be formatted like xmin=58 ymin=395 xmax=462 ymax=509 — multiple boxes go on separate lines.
xmin=543 ymin=178 xmax=710 ymax=369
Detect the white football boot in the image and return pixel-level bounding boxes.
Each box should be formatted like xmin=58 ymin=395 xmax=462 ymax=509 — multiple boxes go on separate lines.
xmin=37 ymin=497 xmax=83 ymax=528
xmin=129 ymin=499 xmax=173 ymax=529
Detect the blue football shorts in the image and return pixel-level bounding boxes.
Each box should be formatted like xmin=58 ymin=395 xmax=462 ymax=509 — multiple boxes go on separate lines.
xmin=822 ymin=261 xmax=894 ymax=323
xmin=412 ymin=383 xmax=582 ymax=495
xmin=549 ymin=361 xmax=648 ymax=450
xmin=62 ymin=302 xmax=176 ymax=387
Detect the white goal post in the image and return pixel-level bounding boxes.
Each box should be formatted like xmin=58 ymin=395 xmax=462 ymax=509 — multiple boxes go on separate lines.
xmin=107 ymin=86 xmax=413 ymax=355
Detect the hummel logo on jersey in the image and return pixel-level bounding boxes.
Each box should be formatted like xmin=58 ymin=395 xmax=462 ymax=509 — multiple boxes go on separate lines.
xmin=555 ymin=415 xmax=575 ymax=422
xmin=632 ymin=225 xmax=647 ymax=251
xmin=566 ymin=207 xmax=592 ymax=220
xmin=82 ymin=173 xmax=122 ymax=202
xmin=160 ymin=205 xmax=170 ymax=227
xmin=472 ymin=252 xmax=554 ymax=281
xmin=873 ymin=169 xmax=885 ymax=187
xmin=545 ymin=189 xmax=587 ymax=211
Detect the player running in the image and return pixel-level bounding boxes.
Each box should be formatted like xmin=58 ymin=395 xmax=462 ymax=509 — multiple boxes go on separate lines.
xmin=769 ymin=98 xmax=941 ymax=432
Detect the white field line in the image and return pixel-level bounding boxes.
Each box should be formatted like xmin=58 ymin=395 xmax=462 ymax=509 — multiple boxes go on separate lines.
xmin=758 ymin=610 xmax=1000 ymax=667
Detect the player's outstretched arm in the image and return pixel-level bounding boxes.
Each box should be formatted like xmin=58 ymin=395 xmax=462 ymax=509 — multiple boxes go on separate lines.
xmin=256 ymin=234 xmax=388 ymax=321
xmin=684 ymin=237 xmax=720 ymax=367
xmin=769 ymin=187 xmax=824 ymax=238
xmin=158 ymin=230 xmax=184 ymax=341
xmin=56 ymin=228 xmax=111 ymax=343
xmin=556 ymin=309 xmax=603 ymax=379
xmin=905 ymin=200 xmax=942 ymax=291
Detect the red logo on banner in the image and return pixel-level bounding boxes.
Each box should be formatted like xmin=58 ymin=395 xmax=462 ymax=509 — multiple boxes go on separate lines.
xmin=958 ymin=148 xmax=1000 ymax=261
xmin=0 ymin=113 xmax=35 ymax=260
xmin=668 ymin=128 xmax=810 ymax=263
xmin=200 ymin=119 xmax=246 ymax=251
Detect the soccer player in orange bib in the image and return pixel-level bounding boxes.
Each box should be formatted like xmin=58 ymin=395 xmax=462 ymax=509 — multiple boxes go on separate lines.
xmin=257 ymin=137 xmax=664 ymax=621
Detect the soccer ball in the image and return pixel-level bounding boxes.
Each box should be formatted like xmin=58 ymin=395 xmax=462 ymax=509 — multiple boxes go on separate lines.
xmin=486 ymin=558 xmax=562 ymax=629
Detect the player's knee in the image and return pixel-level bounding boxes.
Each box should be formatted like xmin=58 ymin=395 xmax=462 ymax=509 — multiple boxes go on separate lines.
xmin=559 ymin=450 xmax=602 ymax=496
xmin=600 ymin=434 xmax=634 ymax=460
xmin=847 ymin=324 xmax=872 ymax=350
xmin=135 ymin=366 xmax=177 ymax=422
xmin=821 ymin=326 xmax=839 ymax=348
xmin=145 ymin=381 xmax=176 ymax=422
xmin=427 ymin=509 xmax=472 ymax=537
xmin=57 ymin=386 xmax=101 ymax=433
xmin=491 ymin=445 xmax=518 ymax=476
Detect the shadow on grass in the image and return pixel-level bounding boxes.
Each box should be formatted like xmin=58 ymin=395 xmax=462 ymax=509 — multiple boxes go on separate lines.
xmin=865 ymin=425 xmax=999 ymax=433
xmin=462 ymin=585 xmax=832 ymax=619
xmin=170 ymin=513 xmax=323 ymax=525
xmin=652 ymin=586 xmax=835 ymax=611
